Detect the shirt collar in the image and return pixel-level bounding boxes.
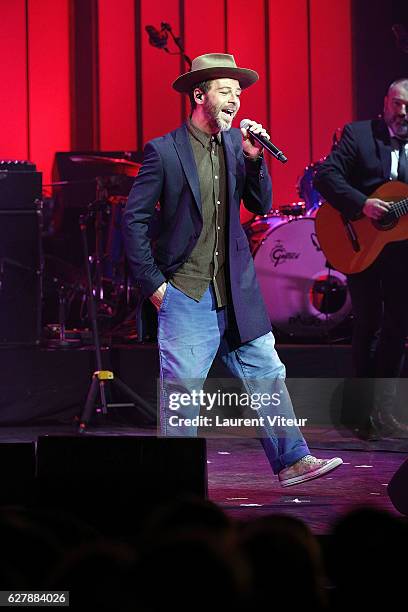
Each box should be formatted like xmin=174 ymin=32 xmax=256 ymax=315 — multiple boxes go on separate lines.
xmin=188 ymin=118 xmax=221 ymax=147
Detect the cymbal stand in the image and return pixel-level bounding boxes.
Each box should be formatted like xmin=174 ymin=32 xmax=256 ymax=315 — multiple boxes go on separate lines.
xmin=46 ymin=281 xmax=81 ymax=348
xmin=93 ymin=176 xmax=109 ymax=306
xmin=78 ymin=211 xmax=155 ymax=432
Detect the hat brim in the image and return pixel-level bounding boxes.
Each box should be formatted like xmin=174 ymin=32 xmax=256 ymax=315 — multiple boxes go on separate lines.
xmin=172 ymin=67 xmax=259 ymax=93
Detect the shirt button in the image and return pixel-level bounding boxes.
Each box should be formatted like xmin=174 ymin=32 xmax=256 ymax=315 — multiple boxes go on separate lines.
xmin=217 ymin=200 xmax=220 ymax=205
xmin=215 ymin=251 xmax=219 ymax=256
xmin=217 ymin=226 xmax=221 ymax=230
xmin=215 ymin=175 xmax=218 ymax=179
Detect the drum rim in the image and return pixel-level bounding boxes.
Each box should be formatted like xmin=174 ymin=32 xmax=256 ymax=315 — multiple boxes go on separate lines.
xmin=251 ymin=215 xmax=316 ymax=258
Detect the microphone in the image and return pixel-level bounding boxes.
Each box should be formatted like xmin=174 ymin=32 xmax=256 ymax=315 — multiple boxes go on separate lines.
xmin=240 ymin=119 xmax=288 ymax=163
xmin=145 ymin=25 xmax=168 ymax=49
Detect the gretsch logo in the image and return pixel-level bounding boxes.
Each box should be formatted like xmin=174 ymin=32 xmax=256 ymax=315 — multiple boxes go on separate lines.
xmin=270 ymin=241 xmax=300 ymax=267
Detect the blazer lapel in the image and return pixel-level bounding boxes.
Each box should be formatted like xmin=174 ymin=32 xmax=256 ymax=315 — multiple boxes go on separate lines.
xmin=173 ymin=124 xmax=202 ymax=214
xmin=222 ymin=130 xmax=237 ymax=205
xmin=373 ymin=119 xmax=392 ymax=179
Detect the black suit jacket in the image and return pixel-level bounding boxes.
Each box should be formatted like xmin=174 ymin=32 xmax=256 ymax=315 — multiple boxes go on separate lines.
xmin=122 ymin=123 xmax=273 ymax=344
xmin=314 ymin=118 xmax=393 ymax=219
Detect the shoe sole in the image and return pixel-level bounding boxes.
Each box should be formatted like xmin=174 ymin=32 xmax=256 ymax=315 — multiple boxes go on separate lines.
xmin=279 ymin=457 xmax=343 ymax=487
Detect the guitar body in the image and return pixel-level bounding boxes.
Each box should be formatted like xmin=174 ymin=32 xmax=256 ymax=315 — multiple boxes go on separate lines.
xmin=315 ymin=181 xmax=408 ymax=274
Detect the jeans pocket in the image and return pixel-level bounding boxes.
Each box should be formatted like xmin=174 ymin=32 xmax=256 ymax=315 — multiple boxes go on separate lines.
xmin=158 ymin=282 xmax=172 ymax=312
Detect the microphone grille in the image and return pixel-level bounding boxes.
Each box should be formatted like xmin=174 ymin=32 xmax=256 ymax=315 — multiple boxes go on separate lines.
xmin=239 ymin=119 xmax=251 ymax=129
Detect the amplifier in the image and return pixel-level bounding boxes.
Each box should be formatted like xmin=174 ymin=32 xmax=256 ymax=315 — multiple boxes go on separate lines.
xmin=0 ymin=160 xmax=42 ymax=210
xmin=0 ymin=207 xmax=43 ymax=344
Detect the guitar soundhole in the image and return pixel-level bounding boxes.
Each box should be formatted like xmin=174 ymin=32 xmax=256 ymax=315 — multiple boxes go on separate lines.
xmin=373 ymin=215 xmax=397 ymax=231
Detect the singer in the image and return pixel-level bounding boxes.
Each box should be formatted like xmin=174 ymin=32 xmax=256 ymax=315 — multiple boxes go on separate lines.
xmin=122 ymin=53 xmax=342 ymax=486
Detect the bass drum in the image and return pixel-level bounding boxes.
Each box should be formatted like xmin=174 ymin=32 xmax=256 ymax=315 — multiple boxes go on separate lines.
xmin=247 ymin=215 xmax=352 ymax=339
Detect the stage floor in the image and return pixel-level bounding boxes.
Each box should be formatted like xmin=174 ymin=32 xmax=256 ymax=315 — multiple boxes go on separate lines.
xmin=207 ymin=439 xmax=403 ymax=533
xmin=0 ymin=422 xmax=405 ymax=534
xmin=1 ymin=340 xmax=407 ymax=534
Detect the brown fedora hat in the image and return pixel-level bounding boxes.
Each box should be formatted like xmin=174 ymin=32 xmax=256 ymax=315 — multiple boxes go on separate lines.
xmin=172 ymin=53 xmax=259 ymax=93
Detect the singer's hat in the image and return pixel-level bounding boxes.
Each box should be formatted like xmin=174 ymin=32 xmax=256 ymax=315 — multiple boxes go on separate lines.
xmin=172 ymin=53 xmax=259 ymax=92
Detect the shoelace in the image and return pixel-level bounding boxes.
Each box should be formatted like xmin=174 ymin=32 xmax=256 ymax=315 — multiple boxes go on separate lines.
xmin=300 ymin=455 xmax=321 ymax=465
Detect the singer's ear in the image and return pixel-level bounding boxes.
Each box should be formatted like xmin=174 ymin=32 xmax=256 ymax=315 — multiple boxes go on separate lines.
xmin=194 ymin=88 xmax=204 ymax=103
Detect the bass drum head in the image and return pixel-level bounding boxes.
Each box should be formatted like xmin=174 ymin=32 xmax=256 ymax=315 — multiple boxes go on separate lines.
xmin=252 ymin=217 xmax=351 ymax=339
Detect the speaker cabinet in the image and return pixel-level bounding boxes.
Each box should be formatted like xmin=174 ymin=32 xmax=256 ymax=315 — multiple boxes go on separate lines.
xmin=36 ymin=436 xmax=208 ymax=531
xmin=0 ymin=167 xmax=41 ymax=210
xmin=388 ymin=457 xmax=408 ymax=516
xmin=0 ymin=208 xmax=42 ymax=344
xmin=0 ymin=442 xmax=36 ymax=505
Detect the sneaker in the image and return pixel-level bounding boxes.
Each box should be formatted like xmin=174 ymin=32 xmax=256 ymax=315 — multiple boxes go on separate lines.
xmin=278 ymin=455 xmax=343 ymax=487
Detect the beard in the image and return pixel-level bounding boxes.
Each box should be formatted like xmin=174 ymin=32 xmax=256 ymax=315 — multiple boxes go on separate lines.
xmin=203 ymin=97 xmax=234 ymax=132
xmin=386 ymin=113 xmax=408 ymax=139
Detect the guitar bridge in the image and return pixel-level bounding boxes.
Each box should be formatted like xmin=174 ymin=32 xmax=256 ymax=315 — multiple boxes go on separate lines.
xmin=341 ymin=215 xmax=360 ymax=252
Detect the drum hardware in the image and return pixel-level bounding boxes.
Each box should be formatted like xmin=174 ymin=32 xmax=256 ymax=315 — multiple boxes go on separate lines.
xmin=44 ymin=281 xmax=82 ymax=348
xmin=41 ymin=155 xmax=143 ymax=343
xmin=62 ymin=155 xmax=141 ymax=339
xmin=76 ymin=183 xmax=125 ymax=333
xmin=41 ymin=255 xmax=89 ymax=346
xmin=279 ymin=201 xmax=306 ymax=217
xmin=77 ymin=211 xmax=155 ymax=432
xmin=297 ymin=161 xmax=324 ymax=215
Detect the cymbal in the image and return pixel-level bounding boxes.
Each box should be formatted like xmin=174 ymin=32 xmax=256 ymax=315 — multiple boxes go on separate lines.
xmin=43 ymin=179 xmax=97 ymax=187
xmin=69 ymin=155 xmax=141 ymax=177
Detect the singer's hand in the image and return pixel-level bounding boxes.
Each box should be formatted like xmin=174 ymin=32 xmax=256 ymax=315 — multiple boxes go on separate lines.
xmin=149 ymin=281 xmax=168 ymax=311
xmin=241 ymin=120 xmax=270 ymax=159
xmin=363 ymin=198 xmax=392 ymax=219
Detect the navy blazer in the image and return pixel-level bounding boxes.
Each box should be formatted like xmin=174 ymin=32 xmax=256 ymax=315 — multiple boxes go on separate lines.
xmin=122 ymin=123 xmax=272 ymax=344
xmin=314 ymin=119 xmax=394 ymax=219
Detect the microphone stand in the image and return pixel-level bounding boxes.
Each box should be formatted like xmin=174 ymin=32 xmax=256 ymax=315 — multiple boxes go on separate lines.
xmin=146 ymin=22 xmax=192 ymax=67
xmin=161 ymin=22 xmax=192 ymax=67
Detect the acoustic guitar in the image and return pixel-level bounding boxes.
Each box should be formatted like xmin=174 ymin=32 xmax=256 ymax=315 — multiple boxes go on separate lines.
xmin=315 ymin=180 xmax=408 ymax=274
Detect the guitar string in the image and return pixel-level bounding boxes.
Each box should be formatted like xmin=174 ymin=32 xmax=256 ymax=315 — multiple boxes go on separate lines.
xmin=390 ymin=197 xmax=408 ymax=218
xmin=391 ymin=198 xmax=408 ymax=210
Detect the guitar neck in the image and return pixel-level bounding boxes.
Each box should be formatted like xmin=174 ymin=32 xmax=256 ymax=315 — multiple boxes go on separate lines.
xmin=390 ymin=196 xmax=408 ymax=218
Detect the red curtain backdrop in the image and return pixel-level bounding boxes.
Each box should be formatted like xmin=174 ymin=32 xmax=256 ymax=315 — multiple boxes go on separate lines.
xmin=0 ymin=0 xmax=28 ymax=160
xmin=0 ymin=0 xmax=353 ymax=199
xmin=98 ymin=0 xmax=138 ymax=150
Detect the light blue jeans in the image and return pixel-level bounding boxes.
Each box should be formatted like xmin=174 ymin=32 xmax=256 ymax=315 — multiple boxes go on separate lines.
xmin=158 ymin=283 xmax=310 ymax=474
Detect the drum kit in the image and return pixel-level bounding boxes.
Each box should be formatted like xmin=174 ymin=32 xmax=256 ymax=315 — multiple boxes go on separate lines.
xmin=43 ymin=153 xmax=352 ymax=344
xmin=243 ymin=159 xmax=352 ymax=341
xmin=43 ymin=155 xmax=144 ymax=344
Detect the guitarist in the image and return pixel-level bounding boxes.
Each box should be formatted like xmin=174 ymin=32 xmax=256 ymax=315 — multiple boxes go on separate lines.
xmin=314 ymin=78 xmax=408 ymax=438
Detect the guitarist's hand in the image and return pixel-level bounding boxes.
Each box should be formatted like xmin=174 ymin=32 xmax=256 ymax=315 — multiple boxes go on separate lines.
xmin=363 ymin=198 xmax=392 ymax=220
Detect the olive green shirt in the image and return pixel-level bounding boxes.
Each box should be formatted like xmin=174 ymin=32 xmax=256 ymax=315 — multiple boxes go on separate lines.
xmin=170 ymin=119 xmax=228 ymax=307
